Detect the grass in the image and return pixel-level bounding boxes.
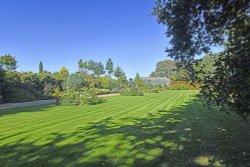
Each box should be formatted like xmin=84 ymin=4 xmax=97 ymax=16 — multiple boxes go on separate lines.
xmin=0 ymin=90 xmax=250 ymax=167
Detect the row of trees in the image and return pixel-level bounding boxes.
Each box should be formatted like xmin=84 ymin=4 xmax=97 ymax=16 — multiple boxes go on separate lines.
xmin=77 ymin=58 xmax=126 ymax=79
xmin=0 ymin=55 xmax=71 ymax=103
xmin=0 ymin=54 xmax=133 ymax=104
xmin=150 ymin=54 xmax=218 ymax=82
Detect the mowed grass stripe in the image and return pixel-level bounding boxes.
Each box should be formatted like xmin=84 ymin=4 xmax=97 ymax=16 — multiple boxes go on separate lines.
xmin=0 ymin=91 xmax=167 ymax=130
xmin=0 ymin=91 xmax=180 ymax=144
xmin=1 ymin=90 xmax=250 ymax=167
xmin=0 ymin=91 xmax=178 ymax=142
xmin=0 ymin=93 xmax=156 ymax=132
xmin=113 ymin=91 xmax=184 ymax=121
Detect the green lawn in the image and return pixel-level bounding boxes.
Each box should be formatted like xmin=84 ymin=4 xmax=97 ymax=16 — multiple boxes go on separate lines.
xmin=1 ymin=90 xmax=250 ymax=167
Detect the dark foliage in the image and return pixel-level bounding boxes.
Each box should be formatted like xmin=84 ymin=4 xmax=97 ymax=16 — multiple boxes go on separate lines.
xmin=153 ymin=0 xmax=250 ymax=117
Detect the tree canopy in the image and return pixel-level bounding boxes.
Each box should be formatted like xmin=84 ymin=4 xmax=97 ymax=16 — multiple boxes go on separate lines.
xmin=0 ymin=54 xmax=17 ymax=71
xmin=39 ymin=61 xmax=43 ymax=73
xmin=114 ymin=66 xmax=125 ymax=79
xmin=153 ymin=0 xmax=250 ymax=117
xmin=150 ymin=60 xmax=176 ymax=78
xmin=106 ymin=58 xmax=114 ymax=76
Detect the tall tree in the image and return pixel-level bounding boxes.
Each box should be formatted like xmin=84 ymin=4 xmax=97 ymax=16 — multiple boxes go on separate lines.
xmin=39 ymin=61 xmax=43 ymax=73
xmin=134 ymin=73 xmax=145 ymax=88
xmin=153 ymin=0 xmax=250 ymax=117
xmin=150 ymin=60 xmax=176 ymax=77
xmin=0 ymin=54 xmax=17 ymax=71
xmin=78 ymin=59 xmax=84 ymax=69
xmin=114 ymin=66 xmax=124 ymax=79
xmin=78 ymin=59 xmax=88 ymax=73
xmin=106 ymin=58 xmax=114 ymax=76
xmin=86 ymin=60 xmax=96 ymax=72
xmin=93 ymin=62 xmax=105 ymax=76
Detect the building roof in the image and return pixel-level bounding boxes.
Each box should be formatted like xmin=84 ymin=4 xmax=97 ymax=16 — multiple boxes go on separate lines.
xmin=141 ymin=77 xmax=170 ymax=86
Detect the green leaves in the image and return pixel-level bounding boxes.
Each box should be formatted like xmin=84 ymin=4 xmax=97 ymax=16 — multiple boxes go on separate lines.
xmin=0 ymin=54 xmax=17 ymax=71
xmin=154 ymin=0 xmax=250 ymax=117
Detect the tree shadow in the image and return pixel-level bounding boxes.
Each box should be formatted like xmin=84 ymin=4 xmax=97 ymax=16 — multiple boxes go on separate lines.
xmin=1 ymin=97 xmax=250 ymax=167
xmin=0 ymin=104 xmax=57 ymax=117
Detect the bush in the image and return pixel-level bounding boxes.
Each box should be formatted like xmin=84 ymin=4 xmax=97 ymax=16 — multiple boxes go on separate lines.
xmin=120 ymin=87 xmax=143 ymax=96
xmin=56 ymin=88 xmax=102 ymax=106
xmin=3 ymin=85 xmax=37 ymax=103
xmin=168 ymin=81 xmax=200 ymax=90
xmin=94 ymin=89 xmax=111 ymax=95
xmin=144 ymin=88 xmax=159 ymax=93
xmin=65 ymin=74 xmax=87 ymax=90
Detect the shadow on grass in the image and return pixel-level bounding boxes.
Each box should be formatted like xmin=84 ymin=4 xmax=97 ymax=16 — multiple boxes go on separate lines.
xmin=0 ymin=104 xmax=57 ymax=116
xmin=1 ymin=97 xmax=250 ymax=167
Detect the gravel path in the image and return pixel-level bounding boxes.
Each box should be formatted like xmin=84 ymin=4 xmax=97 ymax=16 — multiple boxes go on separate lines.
xmin=0 ymin=94 xmax=119 ymax=110
xmin=97 ymin=93 xmax=120 ymax=98
xmin=0 ymin=100 xmax=57 ymax=109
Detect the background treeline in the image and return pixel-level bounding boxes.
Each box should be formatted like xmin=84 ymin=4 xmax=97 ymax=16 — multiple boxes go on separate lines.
xmin=0 ymin=54 xmax=131 ymax=104
xmin=0 ymin=53 xmax=216 ymax=105
xmin=0 ymin=54 xmax=167 ymax=105
xmin=150 ymin=54 xmax=218 ymax=89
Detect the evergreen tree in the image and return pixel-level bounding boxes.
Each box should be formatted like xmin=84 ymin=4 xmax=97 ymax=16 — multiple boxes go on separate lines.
xmin=94 ymin=62 xmax=105 ymax=76
xmin=114 ymin=66 xmax=124 ymax=79
xmin=106 ymin=58 xmax=114 ymax=76
xmin=39 ymin=61 xmax=43 ymax=73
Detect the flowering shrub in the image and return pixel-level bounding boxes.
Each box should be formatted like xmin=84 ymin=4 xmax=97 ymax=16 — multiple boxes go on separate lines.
xmin=120 ymin=87 xmax=143 ymax=96
xmin=55 ymin=88 xmax=102 ymax=106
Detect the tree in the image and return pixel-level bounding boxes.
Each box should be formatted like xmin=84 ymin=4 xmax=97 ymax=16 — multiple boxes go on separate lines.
xmin=134 ymin=73 xmax=145 ymax=88
xmin=60 ymin=66 xmax=69 ymax=76
xmin=150 ymin=60 xmax=189 ymax=81
xmin=170 ymin=68 xmax=189 ymax=81
xmin=194 ymin=54 xmax=218 ymax=82
xmin=78 ymin=59 xmax=84 ymax=69
xmin=0 ymin=54 xmax=17 ymax=71
xmin=86 ymin=60 xmax=96 ymax=71
xmin=150 ymin=60 xmax=176 ymax=77
xmin=153 ymin=0 xmax=250 ymax=117
xmin=114 ymin=66 xmax=124 ymax=79
xmin=93 ymin=62 xmax=105 ymax=76
xmin=78 ymin=59 xmax=88 ymax=71
xmin=39 ymin=61 xmax=43 ymax=73
xmin=106 ymin=58 xmax=114 ymax=76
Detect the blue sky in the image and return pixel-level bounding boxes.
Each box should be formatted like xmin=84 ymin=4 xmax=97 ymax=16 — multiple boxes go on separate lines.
xmin=0 ymin=0 xmax=221 ymax=78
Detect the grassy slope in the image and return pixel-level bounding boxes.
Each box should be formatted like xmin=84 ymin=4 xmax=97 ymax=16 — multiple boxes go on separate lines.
xmin=0 ymin=90 xmax=250 ymax=167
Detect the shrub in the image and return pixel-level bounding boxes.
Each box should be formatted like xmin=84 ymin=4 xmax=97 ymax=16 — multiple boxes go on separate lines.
xmin=168 ymin=81 xmax=200 ymax=90
xmin=120 ymin=87 xmax=143 ymax=96
xmin=65 ymin=74 xmax=87 ymax=90
xmin=3 ymin=85 xmax=37 ymax=103
xmin=56 ymin=88 xmax=102 ymax=106
xmin=43 ymin=83 xmax=56 ymax=95
xmin=95 ymin=89 xmax=111 ymax=95
xmin=144 ymin=88 xmax=159 ymax=93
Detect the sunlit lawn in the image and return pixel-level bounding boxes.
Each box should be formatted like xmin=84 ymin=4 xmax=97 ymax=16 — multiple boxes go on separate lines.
xmin=0 ymin=90 xmax=250 ymax=167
